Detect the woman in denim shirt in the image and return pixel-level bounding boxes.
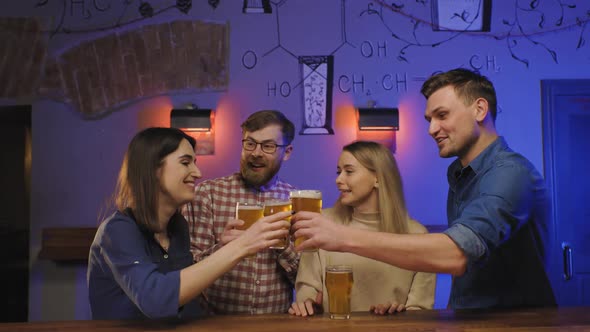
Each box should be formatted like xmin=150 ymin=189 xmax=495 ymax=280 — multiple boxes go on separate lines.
xmin=87 ymin=127 xmax=290 ymax=319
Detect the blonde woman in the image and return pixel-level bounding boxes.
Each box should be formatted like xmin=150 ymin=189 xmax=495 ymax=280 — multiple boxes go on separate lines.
xmin=289 ymin=141 xmax=435 ymax=316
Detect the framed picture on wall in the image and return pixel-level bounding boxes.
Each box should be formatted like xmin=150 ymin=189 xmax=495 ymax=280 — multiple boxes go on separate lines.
xmin=431 ymin=0 xmax=491 ymax=32
xmin=298 ymin=55 xmax=334 ymax=135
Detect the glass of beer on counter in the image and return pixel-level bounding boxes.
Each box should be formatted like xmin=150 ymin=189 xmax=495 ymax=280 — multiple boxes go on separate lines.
xmin=325 ymin=265 xmax=353 ymax=320
xmin=290 ymin=190 xmax=322 ymax=251
xmin=263 ymin=200 xmax=292 ymax=250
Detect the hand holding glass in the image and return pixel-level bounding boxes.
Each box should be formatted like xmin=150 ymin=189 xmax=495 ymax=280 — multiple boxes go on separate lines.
xmin=290 ymin=190 xmax=322 ymax=251
xmin=235 ymin=202 xmax=264 ymax=230
xmin=263 ymin=200 xmax=292 ymax=250
xmin=235 ymin=202 xmax=264 ymax=257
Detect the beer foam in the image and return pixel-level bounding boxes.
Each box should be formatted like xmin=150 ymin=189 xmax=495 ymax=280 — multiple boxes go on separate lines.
xmin=265 ymin=200 xmax=291 ymax=206
xmin=290 ymin=190 xmax=322 ymax=199
xmin=237 ymin=205 xmax=263 ymax=210
xmin=326 ymin=265 xmax=352 ymax=273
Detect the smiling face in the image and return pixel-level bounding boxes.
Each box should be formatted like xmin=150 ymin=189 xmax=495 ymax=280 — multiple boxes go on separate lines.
xmin=424 ymin=85 xmax=482 ymax=165
xmin=240 ymin=124 xmax=292 ymax=188
xmin=157 ymin=139 xmax=202 ymax=210
xmin=336 ymin=150 xmax=378 ymax=213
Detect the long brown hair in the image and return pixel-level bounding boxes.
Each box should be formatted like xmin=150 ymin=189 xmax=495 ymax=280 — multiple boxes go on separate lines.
xmin=332 ymin=141 xmax=409 ymax=234
xmin=114 ymin=127 xmax=196 ymax=232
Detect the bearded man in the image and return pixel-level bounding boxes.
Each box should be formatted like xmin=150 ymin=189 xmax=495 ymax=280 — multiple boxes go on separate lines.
xmin=183 ymin=110 xmax=299 ymax=314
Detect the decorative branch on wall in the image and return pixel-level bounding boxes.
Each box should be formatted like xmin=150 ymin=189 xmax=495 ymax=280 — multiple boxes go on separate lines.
xmin=139 ymin=2 xmax=155 ymax=18
xmin=209 ymin=0 xmax=220 ymax=9
xmin=499 ymin=0 xmax=579 ymax=67
xmin=32 ymin=0 xmax=224 ymax=36
xmin=241 ymin=0 xmax=588 ymax=104
xmin=368 ymin=0 xmax=589 ymax=67
xmin=176 ymin=0 xmax=192 ymax=14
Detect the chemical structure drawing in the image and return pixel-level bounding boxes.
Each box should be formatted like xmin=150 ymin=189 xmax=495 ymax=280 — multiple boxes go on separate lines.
xmin=240 ymin=0 xmax=589 ymax=99
xmin=241 ymin=0 xmax=356 ymax=99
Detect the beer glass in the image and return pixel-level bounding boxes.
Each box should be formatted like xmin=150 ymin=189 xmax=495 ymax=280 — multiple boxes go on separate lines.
xmin=325 ymin=265 xmax=353 ymax=320
xmin=235 ymin=202 xmax=264 ymax=230
xmin=235 ymin=202 xmax=264 ymax=257
xmin=263 ymin=200 xmax=292 ymax=250
xmin=290 ymin=190 xmax=322 ymax=251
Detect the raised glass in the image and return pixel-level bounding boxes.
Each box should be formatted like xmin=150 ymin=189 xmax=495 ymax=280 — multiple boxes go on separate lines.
xmin=263 ymin=200 xmax=292 ymax=250
xmin=290 ymin=190 xmax=322 ymax=252
xmin=235 ymin=202 xmax=264 ymax=258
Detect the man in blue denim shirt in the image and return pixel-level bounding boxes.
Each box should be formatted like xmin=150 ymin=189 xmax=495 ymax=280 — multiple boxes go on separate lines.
xmin=292 ymin=68 xmax=556 ymax=309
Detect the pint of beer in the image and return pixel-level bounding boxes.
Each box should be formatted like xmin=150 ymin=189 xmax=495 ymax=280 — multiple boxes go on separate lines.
xmin=325 ymin=265 xmax=353 ymax=320
xmin=263 ymin=200 xmax=292 ymax=250
xmin=235 ymin=202 xmax=264 ymax=231
xmin=235 ymin=202 xmax=264 ymax=258
xmin=290 ymin=190 xmax=322 ymax=251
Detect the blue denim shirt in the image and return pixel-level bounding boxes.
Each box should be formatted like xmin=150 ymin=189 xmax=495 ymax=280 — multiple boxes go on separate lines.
xmin=87 ymin=209 xmax=206 ymax=320
xmin=443 ymin=137 xmax=556 ymax=309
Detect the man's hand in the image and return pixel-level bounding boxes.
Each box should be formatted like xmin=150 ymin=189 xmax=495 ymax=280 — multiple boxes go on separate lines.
xmin=291 ymin=211 xmax=346 ymax=252
xmin=237 ymin=211 xmax=291 ymax=257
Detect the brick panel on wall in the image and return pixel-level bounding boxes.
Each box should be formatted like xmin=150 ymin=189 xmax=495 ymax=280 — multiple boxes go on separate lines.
xmin=43 ymin=20 xmax=229 ymax=117
xmin=0 ymin=18 xmax=228 ymax=117
xmin=0 ymin=18 xmax=46 ymax=100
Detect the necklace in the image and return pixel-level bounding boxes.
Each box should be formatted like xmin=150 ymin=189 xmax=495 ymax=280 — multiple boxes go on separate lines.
xmin=154 ymin=233 xmax=170 ymax=252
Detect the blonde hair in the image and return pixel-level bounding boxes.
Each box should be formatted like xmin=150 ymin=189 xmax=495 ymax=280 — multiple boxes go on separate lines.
xmin=332 ymin=141 xmax=409 ymax=234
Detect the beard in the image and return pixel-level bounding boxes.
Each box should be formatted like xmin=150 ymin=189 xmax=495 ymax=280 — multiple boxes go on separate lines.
xmin=240 ymin=156 xmax=282 ymax=188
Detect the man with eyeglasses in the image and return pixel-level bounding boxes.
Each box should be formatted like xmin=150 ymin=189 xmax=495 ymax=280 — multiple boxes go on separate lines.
xmin=183 ymin=110 xmax=299 ymax=314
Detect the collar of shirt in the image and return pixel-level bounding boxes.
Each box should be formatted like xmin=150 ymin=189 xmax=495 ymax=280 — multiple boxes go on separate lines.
xmin=447 ymin=136 xmax=508 ymax=185
xmin=121 ymin=208 xmax=186 ymax=255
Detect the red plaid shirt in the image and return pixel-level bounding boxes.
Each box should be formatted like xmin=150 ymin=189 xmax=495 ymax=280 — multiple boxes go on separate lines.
xmin=182 ymin=173 xmax=300 ymax=314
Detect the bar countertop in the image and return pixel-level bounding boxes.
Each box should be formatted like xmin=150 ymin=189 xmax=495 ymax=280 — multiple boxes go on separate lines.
xmin=1 ymin=307 xmax=590 ymax=332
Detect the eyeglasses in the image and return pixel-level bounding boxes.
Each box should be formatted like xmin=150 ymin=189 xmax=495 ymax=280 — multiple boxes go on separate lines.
xmin=242 ymin=139 xmax=288 ymax=154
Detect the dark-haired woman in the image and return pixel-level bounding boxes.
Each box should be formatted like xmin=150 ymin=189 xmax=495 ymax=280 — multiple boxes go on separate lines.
xmin=88 ymin=127 xmax=290 ymax=320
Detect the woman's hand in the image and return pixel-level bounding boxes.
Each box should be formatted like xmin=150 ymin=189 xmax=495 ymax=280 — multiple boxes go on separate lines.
xmin=236 ymin=211 xmax=291 ymax=257
xmin=370 ymin=302 xmax=406 ymax=315
xmin=288 ymin=292 xmax=323 ymax=317
xmin=218 ymin=219 xmax=245 ymax=245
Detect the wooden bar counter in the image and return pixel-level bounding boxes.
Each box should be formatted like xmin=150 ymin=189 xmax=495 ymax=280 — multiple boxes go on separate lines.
xmin=1 ymin=307 xmax=589 ymax=332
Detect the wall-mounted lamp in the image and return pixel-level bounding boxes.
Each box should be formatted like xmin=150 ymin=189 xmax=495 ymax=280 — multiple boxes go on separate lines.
xmin=357 ymin=107 xmax=399 ymax=131
xmin=170 ymin=106 xmax=213 ymax=132
xmin=170 ymin=105 xmax=215 ymax=155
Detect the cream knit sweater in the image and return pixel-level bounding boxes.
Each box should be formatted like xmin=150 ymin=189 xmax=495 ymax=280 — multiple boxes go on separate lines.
xmin=295 ymin=208 xmax=436 ymax=312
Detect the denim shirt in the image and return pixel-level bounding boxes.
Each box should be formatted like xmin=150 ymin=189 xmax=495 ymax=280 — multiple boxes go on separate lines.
xmin=443 ymin=137 xmax=556 ymax=309
xmin=87 ymin=209 xmax=206 ymax=320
